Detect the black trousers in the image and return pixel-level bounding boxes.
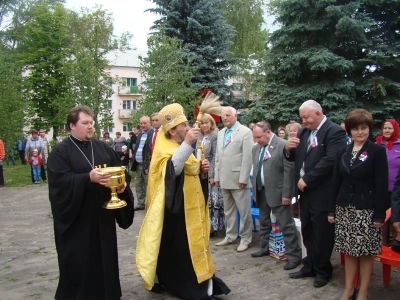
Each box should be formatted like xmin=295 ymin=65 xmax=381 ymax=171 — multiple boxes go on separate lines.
xmin=299 ymin=193 xmax=335 ymax=280
xmin=18 ymin=150 xmax=26 ymax=164
xmin=0 ymin=164 xmax=4 ymax=186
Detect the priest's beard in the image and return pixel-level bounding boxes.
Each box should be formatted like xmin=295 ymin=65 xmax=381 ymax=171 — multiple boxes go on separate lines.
xmin=175 ymin=132 xmax=186 ymax=144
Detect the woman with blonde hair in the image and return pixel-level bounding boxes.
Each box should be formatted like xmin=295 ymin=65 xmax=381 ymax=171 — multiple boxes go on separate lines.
xmin=287 ymin=122 xmax=302 ymax=138
xmin=200 ymin=113 xmax=226 ymax=236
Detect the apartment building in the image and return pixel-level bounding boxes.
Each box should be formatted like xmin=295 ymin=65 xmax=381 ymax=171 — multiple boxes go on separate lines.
xmin=105 ymin=50 xmax=147 ymax=138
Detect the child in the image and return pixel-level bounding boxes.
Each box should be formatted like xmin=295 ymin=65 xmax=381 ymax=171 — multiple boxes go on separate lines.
xmin=28 ymin=149 xmax=43 ymax=184
xmin=120 ymin=145 xmax=131 ymax=185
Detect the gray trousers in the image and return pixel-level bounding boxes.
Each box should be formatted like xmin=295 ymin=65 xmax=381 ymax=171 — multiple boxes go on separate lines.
xmin=257 ymin=187 xmax=301 ymax=262
xmin=222 ymin=188 xmax=252 ymax=245
xmin=135 ymin=163 xmax=148 ymax=208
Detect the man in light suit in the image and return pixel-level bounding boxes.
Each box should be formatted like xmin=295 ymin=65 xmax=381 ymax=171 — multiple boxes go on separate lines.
xmin=285 ymin=100 xmax=346 ymax=288
xmin=251 ymin=121 xmax=301 ymax=270
xmin=215 ymin=107 xmax=253 ymax=252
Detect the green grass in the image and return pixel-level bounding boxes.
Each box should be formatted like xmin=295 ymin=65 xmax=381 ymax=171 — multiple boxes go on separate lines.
xmin=3 ymin=163 xmax=136 ymax=188
xmin=3 ymin=163 xmax=36 ymax=187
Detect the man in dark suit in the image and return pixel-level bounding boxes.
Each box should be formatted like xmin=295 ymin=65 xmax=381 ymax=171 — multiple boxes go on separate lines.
xmin=131 ymin=116 xmax=153 ymax=211
xmin=252 ymin=121 xmax=301 ymax=270
xmin=391 ymin=168 xmax=400 ymax=234
xmin=284 ymin=100 xmax=346 ymax=287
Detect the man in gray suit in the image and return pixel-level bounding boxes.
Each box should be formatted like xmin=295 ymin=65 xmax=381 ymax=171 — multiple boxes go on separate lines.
xmin=215 ymin=107 xmax=253 ymax=252
xmin=251 ymin=121 xmax=301 ymax=270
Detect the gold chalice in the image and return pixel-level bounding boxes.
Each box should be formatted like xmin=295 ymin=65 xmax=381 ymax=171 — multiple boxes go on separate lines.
xmin=97 ymin=166 xmax=127 ymax=209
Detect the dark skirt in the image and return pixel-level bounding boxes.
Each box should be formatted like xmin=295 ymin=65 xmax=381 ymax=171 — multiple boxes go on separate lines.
xmin=334 ymin=204 xmax=382 ymax=257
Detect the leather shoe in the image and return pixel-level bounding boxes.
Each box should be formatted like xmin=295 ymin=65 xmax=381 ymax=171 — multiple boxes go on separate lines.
xmin=313 ymin=277 xmax=328 ymax=288
xmin=251 ymin=249 xmax=269 ymax=257
xmin=284 ymin=260 xmax=301 ymax=270
xmin=134 ymin=207 xmax=145 ymax=211
xmin=236 ymin=244 xmax=249 ymax=252
xmin=215 ymin=239 xmax=232 ymax=246
xmin=289 ymin=271 xmax=316 ymax=279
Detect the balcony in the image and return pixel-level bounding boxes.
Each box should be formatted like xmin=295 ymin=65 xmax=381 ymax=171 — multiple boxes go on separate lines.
xmin=118 ymin=85 xmax=140 ymax=95
xmin=118 ymin=109 xmax=136 ymax=119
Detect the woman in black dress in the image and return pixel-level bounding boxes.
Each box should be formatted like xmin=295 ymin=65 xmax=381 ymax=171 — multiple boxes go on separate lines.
xmin=329 ymin=109 xmax=388 ymax=300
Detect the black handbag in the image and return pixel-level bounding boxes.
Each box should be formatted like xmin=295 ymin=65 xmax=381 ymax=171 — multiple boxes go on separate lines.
xmin=392 ymin=237 xmax=400 ymax=254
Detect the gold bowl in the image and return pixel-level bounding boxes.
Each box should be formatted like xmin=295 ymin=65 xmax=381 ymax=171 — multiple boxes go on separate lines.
xmin=98 ymin=166 xmax=127 ymax=209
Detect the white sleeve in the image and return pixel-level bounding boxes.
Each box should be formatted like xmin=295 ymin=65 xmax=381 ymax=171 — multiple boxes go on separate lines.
xmin=171 ymin=142 xmax=194 ymax=175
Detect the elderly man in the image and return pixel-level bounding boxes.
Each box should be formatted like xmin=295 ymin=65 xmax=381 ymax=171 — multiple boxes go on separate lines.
xmin=284 ymin=100 xmax=346 ymax=287
xmin=214 ymin=107 xmax=253 ymax=252
xmin=47 ymin=105 xmax=134 ymax=299
xmin=136 ymin=103 xmax=230 ymax=300
xmin=131 ymin=116 xmax=153 ymax=210
xmin=251 ymin=121 xmax=301 ymax=270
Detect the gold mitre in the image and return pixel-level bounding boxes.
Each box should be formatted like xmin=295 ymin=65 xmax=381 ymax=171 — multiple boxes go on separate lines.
xmin=158 ymin=103 xmax=187 ymax=131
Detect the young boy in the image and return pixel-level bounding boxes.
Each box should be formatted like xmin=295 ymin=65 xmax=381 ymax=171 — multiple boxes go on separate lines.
xmin=28 ymin=149 xmax=43 ymax=184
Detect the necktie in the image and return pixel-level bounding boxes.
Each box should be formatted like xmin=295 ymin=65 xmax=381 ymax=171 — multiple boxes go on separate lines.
xmin=224 ymin=129 xmax=232 ymax=146
xmin=151 ymin=129 xmax=158 ymax=154
xmin=257 ymin=146 xmax=266 ymax=191
xmin=307 ymin=130 xmax=317 ymax=151
xmin=300 ymin=130 xmax=317 ymax=177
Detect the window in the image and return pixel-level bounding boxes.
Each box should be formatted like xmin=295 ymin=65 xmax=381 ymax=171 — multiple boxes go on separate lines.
xmin=123 ymin=122 xmax=133 ymax=132
xmin=103 ymin=126 xmax=113 ymax=133
xmin=106 ymin=100 xmax=112 ymax=109
xmin=125 ymin=78 xmax=137 ymax=86
xmin=122 ymin=100 xmax=136 ymax=110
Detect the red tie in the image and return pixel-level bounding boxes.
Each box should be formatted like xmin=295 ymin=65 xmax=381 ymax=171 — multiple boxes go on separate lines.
xmin=151 ymin=129 xmax=158 ymax=155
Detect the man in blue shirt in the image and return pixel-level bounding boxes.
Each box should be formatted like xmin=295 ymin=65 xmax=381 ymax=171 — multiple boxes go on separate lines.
xmin=131 ymin=116 xmax=153 ymax=210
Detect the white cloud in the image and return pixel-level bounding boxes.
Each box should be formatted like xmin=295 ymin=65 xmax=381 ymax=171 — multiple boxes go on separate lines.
xmin=65 ymin=0 xmax=158 ymax=51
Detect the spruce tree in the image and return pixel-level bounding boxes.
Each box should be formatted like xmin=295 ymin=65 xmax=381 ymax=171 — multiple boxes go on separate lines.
xmin=149 ymin=0 xmax=237 ymax=101
xmin=246 ymin=0 xmax=376 ymax=127
xmin=360 ymin=0 xmax=400 ymax=122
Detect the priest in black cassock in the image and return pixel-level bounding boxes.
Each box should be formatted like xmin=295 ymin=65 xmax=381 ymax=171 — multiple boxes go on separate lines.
xmin=48 ymin=105 xmax=135 ymax=300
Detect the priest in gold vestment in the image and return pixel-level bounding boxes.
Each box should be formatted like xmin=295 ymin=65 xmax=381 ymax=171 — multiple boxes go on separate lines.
xmin=136 ymin=103 xmax=230 ymax=300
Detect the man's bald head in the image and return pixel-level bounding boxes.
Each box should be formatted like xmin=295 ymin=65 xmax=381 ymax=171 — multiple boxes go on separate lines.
xmin=139 ymin=116 xmax=151 ymax=131
xmin=222 ymin=106 xmax=238 ymax=129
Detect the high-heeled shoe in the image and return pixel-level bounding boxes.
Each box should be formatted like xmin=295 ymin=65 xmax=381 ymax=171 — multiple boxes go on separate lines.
xmin=349 ymin=289 xmax=358 ymax=300
xmin=339 ymin=289 xmax=357 ymax=300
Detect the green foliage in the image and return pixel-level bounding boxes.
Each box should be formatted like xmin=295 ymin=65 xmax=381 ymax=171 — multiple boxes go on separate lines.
xmin=0 ymin=46 xmax=25 ymax=144
xmin=149 ymin=0 xmax=237 ymax=102
xmin=65 ymin=6 xmax=121 ymax=137
xmin=136 ymin=32 xmax=198 ymax=124
xmin=17 ymin=2 xmax=70 ymax=140
xmin=244 ymin=0 xmax=400 ymax=129
xmin=222 ymin=0 xmax=267 ymax=60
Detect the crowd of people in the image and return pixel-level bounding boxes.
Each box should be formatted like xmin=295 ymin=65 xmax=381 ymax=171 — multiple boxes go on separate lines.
xmin=1 ymin=98 xmax=400 ymax=300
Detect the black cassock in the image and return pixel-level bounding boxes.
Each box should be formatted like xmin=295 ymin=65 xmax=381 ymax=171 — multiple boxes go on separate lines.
xmin=156 ymin=160 xmax=230 ymax=300
xmin=48 ymin=136 xmax=134 ymax=300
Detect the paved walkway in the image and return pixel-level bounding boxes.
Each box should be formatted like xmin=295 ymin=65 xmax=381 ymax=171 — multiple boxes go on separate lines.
xmin=0 ymin=185 xmax=399 ymax=300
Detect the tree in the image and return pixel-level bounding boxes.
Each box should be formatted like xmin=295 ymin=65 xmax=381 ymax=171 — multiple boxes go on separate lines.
xmin=222 ymin=0 xmax=268 ymax=110
xmin=245 ymin=0 xmax=378 ymax=128
xmin=0 ymin=46 xmax=24 ymax=144
xmin=359 ymin=0 xmax=400 ymax=122
xmin=17 ymin=2 xmax=70 ymax=140
xmin=136 ymin=31 xmax=198 ymax=123
xmin=148 ymin=0 xmax=237 ymax=102
xmin=65 ymin=6 xmax=123 ymax=137
xmin=222 ymin=0 xmax=267 ymax=61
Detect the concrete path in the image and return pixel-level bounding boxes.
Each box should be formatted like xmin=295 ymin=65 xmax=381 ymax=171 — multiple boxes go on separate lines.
xmin=0 ymin=185 xmax=399 ymax=300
